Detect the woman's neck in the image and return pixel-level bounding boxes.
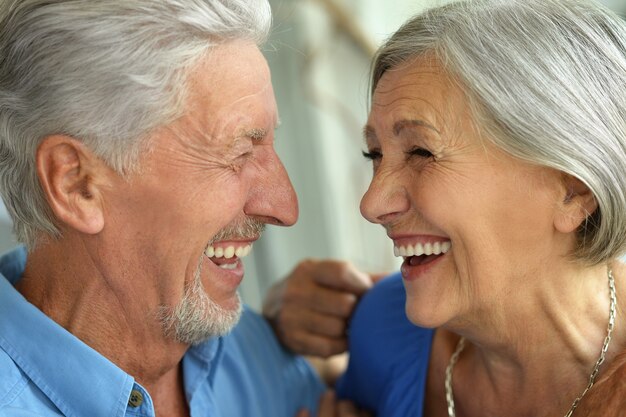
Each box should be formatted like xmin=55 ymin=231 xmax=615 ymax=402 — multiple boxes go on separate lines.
xmin=432 ymin=260 xmax=626 ymax=417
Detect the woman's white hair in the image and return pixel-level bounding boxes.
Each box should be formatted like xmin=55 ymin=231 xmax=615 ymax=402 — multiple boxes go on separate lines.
xmin=0 ymin=0 xmax=271 ymax=248
xmin=372 ymin=0 xmax=626 ymax=265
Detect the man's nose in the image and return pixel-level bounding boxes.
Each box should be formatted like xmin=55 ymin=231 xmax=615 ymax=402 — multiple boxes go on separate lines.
xmin=244 ymin=149 xmax=298 ymax=227
xmin=360 ymin=166 xmax=409 ymax=225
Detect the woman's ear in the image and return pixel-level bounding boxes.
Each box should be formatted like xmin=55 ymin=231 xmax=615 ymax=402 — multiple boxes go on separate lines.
xmin=36 ymin=135 xmax=106 ymax=235
xmin=553 ymin=174 xmax=598 ymax=234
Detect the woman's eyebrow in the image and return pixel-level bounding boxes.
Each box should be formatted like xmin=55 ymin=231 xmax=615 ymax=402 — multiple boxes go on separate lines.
xmin=362 ymin=119 xmax=440 ymax=144
xmin=393 ymin=119 xmax=440 ymax=136
xmin=363 ymin=125 xmax=377 ymax=144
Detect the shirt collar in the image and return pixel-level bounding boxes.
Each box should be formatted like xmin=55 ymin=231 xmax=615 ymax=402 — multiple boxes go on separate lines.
xmin=183 ymin=333 xmax=224 ymax=403
xmin=0 ymin=247 xmax=136 ymax=417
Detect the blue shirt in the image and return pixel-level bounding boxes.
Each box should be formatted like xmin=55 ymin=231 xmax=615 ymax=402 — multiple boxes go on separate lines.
xmin=336 ymin=272 xmax=434 ymax=417
xmin=0 ymin=247 xmax=325 ymax=417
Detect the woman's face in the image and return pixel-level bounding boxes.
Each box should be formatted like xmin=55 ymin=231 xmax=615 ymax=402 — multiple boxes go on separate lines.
xmin=360 ymin=56 xmax=571 ymax=328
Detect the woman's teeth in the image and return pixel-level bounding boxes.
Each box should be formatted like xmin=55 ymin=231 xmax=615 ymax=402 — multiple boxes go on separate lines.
xmin=205 ymin=244 xmax=253 ymax=259
xmin=394 ymin=241 xmax=451 ymax=257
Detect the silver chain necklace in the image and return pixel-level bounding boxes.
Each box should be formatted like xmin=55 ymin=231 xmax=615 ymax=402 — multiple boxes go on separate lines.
xmin=445 ymin=268 xmax=616 ymax=417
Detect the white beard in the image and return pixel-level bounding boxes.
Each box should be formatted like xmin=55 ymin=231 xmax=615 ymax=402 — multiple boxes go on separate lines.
xmin=159 ymin=262 xmax=242 ymax=345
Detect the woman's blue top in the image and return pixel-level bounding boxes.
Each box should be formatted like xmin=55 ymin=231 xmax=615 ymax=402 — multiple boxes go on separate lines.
xmin=336 ymin=272 xmax=435 ymax=417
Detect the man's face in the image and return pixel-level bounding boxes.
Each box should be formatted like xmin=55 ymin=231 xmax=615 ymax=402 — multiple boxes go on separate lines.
xmin=99 ymin=41 xmax=298 ymax=344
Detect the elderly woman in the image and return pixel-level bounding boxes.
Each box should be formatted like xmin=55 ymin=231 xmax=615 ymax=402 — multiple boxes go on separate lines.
xmin=319 ymin=0 xmax=626 ymax=416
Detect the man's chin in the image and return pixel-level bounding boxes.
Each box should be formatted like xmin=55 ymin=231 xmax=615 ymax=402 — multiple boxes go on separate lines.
xmin=159 ymin=292 xmax=243 ymax=345
xmin=218 ymin=294 xmax=243 ymax=314
xmin=189 ymin=302 xmax=243 ymax=345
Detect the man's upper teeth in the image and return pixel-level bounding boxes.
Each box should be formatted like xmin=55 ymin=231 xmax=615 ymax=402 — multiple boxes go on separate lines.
xmin=205 ymin=244 xmax=253 ymax=259
xmin=393 ymin=241 xmax=451 ymax=257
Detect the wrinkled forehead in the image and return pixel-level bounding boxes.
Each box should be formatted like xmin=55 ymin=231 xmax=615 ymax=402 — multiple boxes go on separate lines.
xmin=368 ymin=55 xmax=470 ymax=138
xmin=185 ymin=41 xmax=278 ymax=133
xmin=372 ymin=55 xmax=459 ymax=109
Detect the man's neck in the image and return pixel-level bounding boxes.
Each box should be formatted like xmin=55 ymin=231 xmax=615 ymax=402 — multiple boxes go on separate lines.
xmin=18 ymin=243 xmax=191 ymax=413
xmin=145 ymin=364 xmax=191 ymax=417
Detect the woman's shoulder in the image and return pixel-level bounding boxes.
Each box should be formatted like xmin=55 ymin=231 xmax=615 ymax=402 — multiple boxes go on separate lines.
xmin=336 ymin=272 xmax=434 ymax=416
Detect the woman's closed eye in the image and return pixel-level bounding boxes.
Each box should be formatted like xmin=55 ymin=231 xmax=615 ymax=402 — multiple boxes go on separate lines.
xmin=362 ymin=148 xmax=433 ymax=163
xmin=406 ymin=147 xmax=433 ymax=159
xmin=362 ymin=149 xmax=382 ymax=161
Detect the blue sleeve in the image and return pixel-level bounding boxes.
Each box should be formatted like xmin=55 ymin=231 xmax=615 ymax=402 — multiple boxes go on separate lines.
xmin=336 ymin=272 xmax=434 ymax=417
xmin=0 ymin=246 xmax=26 ymax=285
xmin=214 ymin=307 xmax=325 ymax=417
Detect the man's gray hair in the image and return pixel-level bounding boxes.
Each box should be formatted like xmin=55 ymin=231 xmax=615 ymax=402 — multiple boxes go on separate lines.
xmin=0 ymin=0 xmax=271 ymax=248
xmin=372 ymin=0 xmax=626 ymax=265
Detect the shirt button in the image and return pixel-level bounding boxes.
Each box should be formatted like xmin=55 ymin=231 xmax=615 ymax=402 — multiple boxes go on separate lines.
xmin=128 ymin=389 xmax=144 ymax=408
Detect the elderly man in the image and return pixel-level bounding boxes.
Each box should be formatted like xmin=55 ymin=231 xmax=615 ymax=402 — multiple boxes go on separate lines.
xmin=0 ymin=1 xmax=340 ymax=416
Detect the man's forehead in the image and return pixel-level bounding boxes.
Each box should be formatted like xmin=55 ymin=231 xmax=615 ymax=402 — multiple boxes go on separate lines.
xmin=190 ymin=41 xmax=270 ymax=89
xmin=170 ymin=41 xmax=280 ymax=147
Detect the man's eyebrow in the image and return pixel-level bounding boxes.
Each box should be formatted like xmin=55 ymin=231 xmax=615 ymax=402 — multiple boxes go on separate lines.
xmin=242 ymin=117 xmax=281 ymax=142
xmin=244 ymin=128 xmax=268 ymax=141
xmin=393 ymin=119 xmax=440 ymax=136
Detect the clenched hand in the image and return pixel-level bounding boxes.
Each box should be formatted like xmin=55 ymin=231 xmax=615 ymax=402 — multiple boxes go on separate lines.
xmin=263 ymin=259 xmax=374 ymax=358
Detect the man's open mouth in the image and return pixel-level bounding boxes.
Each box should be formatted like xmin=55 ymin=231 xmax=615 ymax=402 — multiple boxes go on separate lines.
xmin=205 ymin=242 xmax=253 ymax=270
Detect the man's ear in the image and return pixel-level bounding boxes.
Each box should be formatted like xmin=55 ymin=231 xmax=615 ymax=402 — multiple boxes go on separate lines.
xmin=36 ymin=135 xmax=106 ymax=235
xmin=554 ymin=174 xmax=598 ymax=234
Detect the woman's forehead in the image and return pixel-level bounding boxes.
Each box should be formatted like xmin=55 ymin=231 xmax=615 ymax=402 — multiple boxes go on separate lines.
xmin=369 ymin=58 xmax=470 ymax=136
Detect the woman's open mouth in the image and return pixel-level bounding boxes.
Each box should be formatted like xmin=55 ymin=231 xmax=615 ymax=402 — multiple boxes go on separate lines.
xmin=394 ymin=240 xmax=451 ymax=279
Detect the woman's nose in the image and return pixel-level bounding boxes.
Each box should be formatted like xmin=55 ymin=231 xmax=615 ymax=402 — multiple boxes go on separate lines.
xmin=360 ymin=166 xmax=410 ymax=225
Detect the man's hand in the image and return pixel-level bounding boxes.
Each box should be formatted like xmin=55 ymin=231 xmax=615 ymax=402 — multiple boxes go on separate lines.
xmin=295 ymin=391 xmax=373 ymax=417
xmin=576 ymin=349 xmax=626 ymax=416
xmin=263 ymin=259 xmax=374 ymax=358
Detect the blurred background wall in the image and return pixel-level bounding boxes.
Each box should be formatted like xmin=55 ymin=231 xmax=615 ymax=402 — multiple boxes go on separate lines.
xmin=1 ymin=0 xmax=625 ymax=309
xmin=0 ymin=204 xmax=11 ymax=253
